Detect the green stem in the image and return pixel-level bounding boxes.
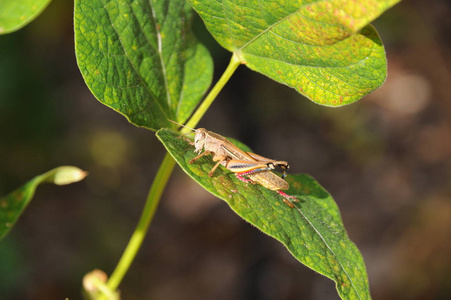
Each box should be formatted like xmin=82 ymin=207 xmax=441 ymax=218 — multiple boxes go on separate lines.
xmin=184 ymin=52 xmax=241 ymax=131
xmin=105 ymin=153 xmax=176 ymax=292
xmin=98 ymin=53 xmax=241 ymax=299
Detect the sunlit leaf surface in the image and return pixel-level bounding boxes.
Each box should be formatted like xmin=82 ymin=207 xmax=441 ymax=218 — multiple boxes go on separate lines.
xmin=74 ymin=0 xmax=213 ymax=130
xmin=157 ymin=129 xmax=370 ymax=300
xmin=189 ymin=0 xmax=400 ymax=106
xmin=0 ymin=0 xmax=51 ymax=34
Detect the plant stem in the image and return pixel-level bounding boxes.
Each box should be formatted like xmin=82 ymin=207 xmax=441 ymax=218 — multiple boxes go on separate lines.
xmin=184 ymin=52 xmax=241 ymax=131
xmin=99 ymin=53 xmax=241 ymax=299
xmin=104 ymin=153 xmax=176 ymax=293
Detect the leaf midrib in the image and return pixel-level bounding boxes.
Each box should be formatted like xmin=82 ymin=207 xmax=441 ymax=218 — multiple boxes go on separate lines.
xmin=177 ymin=133 xmax=361 ymax=298
xmin=149 ymin=0 xmax=173 ymax=117
xmin=293 ymin=204 xmax=362 ymax=299
xmin=237 ymin=0 xmax=329 ymax=52
xmin=101 ymin=0 xmax=170 ymax=121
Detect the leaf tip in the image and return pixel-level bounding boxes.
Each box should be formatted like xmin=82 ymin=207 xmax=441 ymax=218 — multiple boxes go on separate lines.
xmin=52 ymin=166 xmax=88 ymax=186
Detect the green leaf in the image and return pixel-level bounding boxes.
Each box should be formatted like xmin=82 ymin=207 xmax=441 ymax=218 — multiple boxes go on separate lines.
xmin=157 ymin=129 xmax=370 ymax=300
xmin=0 ymin=166 xmax=87 ymax=240
xmin=0 ymin=0 xmax=51 ymax=34
xmin=188 ymin=0 xmax=400 ymax=106
xmin=74 ymin=0 xmax=213 ymax=131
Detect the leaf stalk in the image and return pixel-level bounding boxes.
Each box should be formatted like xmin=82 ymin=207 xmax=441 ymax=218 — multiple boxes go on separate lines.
xmin=102 ymin=153 xmax=175 ymax=297
xmin=184 ymin=52 xmax=241 ymax=131
xmin=98 ymin=53 xmax=241 ymax=298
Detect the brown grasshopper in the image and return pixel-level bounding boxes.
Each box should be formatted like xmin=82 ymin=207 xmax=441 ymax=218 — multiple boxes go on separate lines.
xmin=170 ymin=120 xmax=299 ymax=207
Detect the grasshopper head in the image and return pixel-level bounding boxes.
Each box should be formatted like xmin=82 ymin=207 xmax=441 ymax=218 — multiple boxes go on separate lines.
xmin=193 ymin=128 xmax=208 ymax=153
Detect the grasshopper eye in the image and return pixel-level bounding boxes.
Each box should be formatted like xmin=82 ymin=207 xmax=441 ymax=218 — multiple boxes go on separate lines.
xmin=196 ymin=130 xmax=207 ymax=141
xmin=199 ymin=131 xmax=206 ymax=140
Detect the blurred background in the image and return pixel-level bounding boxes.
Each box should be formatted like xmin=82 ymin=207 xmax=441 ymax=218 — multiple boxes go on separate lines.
xmin=0 ymin=0 xmax=450 ymax=299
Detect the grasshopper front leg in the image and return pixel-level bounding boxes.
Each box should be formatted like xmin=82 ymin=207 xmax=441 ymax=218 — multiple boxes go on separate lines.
xmin=208 ymin=154 xmax=230 ymax=177
xmin=188 ymin=150 xmax=212 ymax=164
xmin=188 ymin=151 xmax=230 ymax=177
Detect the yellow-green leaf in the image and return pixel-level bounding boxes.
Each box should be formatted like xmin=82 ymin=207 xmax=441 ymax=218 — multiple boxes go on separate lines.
xmin=189 ymin=0 xmax=400 ymax=106
xmin=0 ymin=0 xmax=51 ymax=34
xmin=0 ymin=166 xmax=87 ymax=240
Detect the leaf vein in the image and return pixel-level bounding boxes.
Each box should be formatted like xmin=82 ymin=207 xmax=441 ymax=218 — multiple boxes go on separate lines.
xmin=101 ymin=0 xmax=169 ymax=120
xmin=239 ymin=1 xmax=326 ymax=51
xmin=149 ymin=0 xmax=173 ymax=118
xmin=294 ymin=206 xmax=361 ymax=299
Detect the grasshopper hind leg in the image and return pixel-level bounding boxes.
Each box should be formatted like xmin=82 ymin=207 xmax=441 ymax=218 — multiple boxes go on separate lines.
xmin=235 ymin=173 xmax=255 ymax=183
xmin=277 ymin=191 xmax=299 ymax=208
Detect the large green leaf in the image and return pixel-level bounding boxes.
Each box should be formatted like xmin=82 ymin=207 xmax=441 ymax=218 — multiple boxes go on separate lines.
xmin=0 ymin=0 xmax=51 ymax=34
xmin=0 ymin=166 xmax=87 ymax=240
xmin=188 ymin=0 xmax=400 ymax=106
xmin=74 ymin=0 xmax=213 ymax=130
xmin=157 ymin=129 xmax=370 ymax=300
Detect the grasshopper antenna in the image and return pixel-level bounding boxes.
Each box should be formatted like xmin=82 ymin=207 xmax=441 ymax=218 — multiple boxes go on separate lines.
xmin=168 ymin=119 xmax=195 ymax=131
xmin=168 ymin=120 xmax=196 ymax=141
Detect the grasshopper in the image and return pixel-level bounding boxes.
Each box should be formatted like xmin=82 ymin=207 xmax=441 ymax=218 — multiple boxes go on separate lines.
xmin=170 ymin=120 xmax=299 ymax=207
